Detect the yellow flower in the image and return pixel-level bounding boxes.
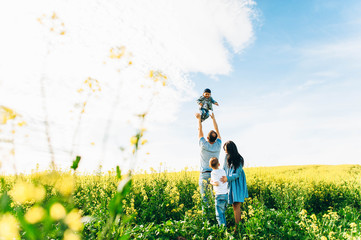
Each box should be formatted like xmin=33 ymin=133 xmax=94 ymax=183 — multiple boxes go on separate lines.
xmin=65 ymin=210 xmax=83 ymax=231
xmin=109 ymin=46 xmax=125 ymax=59
xmin=25 ymin=206 xmax=45 ymax=224
xmin=350 ymin=222 xmax=357 ymax=228
xmin=141 ymin=139 xmax=147 ymax=145
xmin=299 ymin=209 xmax=307 ymax=215
xmin=63 ymin=229 xmax=81 ymax=240
xmin=0 ymin=106 xmax=18 ymax=124
xmin=130 ymin=136 xmax=138 ymax=145
xmin=55 ymin=175 xmax=74 ymax=196
xmin=10 ymin=181 xmax=45 ymax=204
xmin=50 ymin=203 xmax=66 ymax=220
xmin=320 ymin=236 xmax=327 ymax=240
xmin=0 ymin=214 xmax=20 ymax=240
xmin=34 ymin=185 xmax=46 ymax=202
xmin=149 ymin=70 xmax=154 ymax=78
xmin=17 ymin=121 xmax=27 ymax=127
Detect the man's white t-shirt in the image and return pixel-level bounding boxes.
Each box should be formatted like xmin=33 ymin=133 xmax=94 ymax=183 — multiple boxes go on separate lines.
xmin=211 ymin=169 xmax=228 ymax=195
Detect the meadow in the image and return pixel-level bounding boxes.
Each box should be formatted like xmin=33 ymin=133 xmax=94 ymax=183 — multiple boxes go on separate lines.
xmin=0 ymin=164 xmax=360 ymax=240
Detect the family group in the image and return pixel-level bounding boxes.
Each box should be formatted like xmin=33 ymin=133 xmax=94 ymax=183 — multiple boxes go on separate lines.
xmin=196 ymin=88 xmax=248 ymax=231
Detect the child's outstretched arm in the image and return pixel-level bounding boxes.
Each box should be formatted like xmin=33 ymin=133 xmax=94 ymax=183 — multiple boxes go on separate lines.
xmin=197 ymin=96 xmax=205 ymax=103
xmin=197 ymin=97 xmax=204 ymax=107
xmin=211 ymin=97 xmax=219 ymax=106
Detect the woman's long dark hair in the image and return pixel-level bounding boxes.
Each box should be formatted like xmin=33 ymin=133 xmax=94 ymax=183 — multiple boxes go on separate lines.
xmin=223 ymin=141 xmax=244 ymax=169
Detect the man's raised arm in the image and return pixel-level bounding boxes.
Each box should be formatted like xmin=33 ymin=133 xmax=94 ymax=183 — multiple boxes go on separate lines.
xmin=196 ymin=113 xmax=204 ymax=139
xmin=210 ymin=113 xmax=221 ymax=140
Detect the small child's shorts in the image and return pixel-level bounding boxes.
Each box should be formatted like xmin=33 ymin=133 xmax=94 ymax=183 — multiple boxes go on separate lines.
xmin=200 ymin=108 xmax=209 ymax=122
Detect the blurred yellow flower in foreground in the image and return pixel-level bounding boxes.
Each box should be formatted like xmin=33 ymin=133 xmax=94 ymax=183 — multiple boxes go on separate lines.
xmin=10 ymin=181 xmax=46 ymax=204
xmin=148 ymin=70 xmax=167 ymax=85
xmin=65 ymin=209 xmax=83 ymax=231
xmin=25 ymin=206 xmax=46 ymax=224
xmin=109 ymin=46 xmax=125 ymax=59
xmin=140 ymin=128 xmax=147 ymax=135
xmin=63 ymin=229 xmax=81 ymax=240
xmin=51 ymin=12 xmax=57 ymax=19
xmin=130 ymin=136 xmax=138 ymax=145
xmin=0 ymin=106 xmax=18 ymax=124
xmin=55 ymin=175 xmax=75 ymax=196
xmin=0 ymin=214 xmax=20 ymax=240
xmin=17 ymin=121 xmax=27 ymax=127
xmin=141 ymin=139 xmax=148 ymax=145
xmin=34 ymin=185 xmax=46 ymax=202
xmin=50 ymin=203 xmax=66 ymax=220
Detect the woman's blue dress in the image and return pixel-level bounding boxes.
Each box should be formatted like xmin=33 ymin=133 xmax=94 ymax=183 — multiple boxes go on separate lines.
xmin=223 ymin=155 xmax=248 ymax=204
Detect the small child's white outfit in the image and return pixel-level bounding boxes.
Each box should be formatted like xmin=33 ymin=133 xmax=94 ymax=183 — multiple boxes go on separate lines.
xmin=211 ymin=169 xmax=228 ymax=195
xmin=211 ymin=168 xmax=228 ymax=226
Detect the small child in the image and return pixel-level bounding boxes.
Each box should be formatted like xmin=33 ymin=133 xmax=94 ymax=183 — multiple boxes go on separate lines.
xmin=209 ymin=157 xmax=228 ymax=227
xmin=197 ymin=88 xmax=219 ymax=122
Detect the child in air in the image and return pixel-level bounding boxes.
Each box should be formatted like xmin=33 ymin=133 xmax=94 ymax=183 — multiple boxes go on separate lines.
xmin=210 ymin=157 xmax=228 ymax=227
xmin=197 ymin=88 xmax=219 ymax=122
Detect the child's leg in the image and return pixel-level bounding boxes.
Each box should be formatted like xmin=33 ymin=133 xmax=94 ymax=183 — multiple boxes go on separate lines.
xmin=200 ymin=108 xmax=209 ymax=122
xmin=215 ymin=194 xmax=227 ymax=226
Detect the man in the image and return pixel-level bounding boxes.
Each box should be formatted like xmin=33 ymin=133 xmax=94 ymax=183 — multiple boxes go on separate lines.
xmin=196 ymin=112 xmax=222 ymax=204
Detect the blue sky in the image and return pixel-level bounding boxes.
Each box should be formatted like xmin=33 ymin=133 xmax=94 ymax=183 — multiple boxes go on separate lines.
xmin=146 ymin=0 xmax=361 ymax=170
xmin=0 ymin=0 xmax=360 ymax=173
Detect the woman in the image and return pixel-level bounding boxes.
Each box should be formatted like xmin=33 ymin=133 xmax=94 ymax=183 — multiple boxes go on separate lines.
xmin=220 ymin=141 xmax=248 ymax=231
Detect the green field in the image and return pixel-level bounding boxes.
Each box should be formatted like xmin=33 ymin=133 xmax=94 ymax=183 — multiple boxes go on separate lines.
xmin=1 ymin=165 xmax=360 ymax=239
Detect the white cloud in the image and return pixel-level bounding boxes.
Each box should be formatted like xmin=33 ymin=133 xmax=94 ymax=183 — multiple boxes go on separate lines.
xmin=0 ymin=0 xmax=256 ymax=173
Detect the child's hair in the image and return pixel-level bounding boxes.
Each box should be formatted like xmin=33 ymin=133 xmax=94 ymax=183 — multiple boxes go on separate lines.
xmin=204 ymin=88 xmax=211 ymax=93
xmin=209 ymin=157 xmax=219 ymax=169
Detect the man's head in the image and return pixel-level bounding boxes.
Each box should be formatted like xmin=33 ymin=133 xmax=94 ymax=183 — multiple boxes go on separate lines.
xmin=203 ymin=88 xmax=211 ymax=98
xmin=207 ymin=130 xmax=218 ymax=143
xmin=209 ymin=157 xmax=219 ymax=170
